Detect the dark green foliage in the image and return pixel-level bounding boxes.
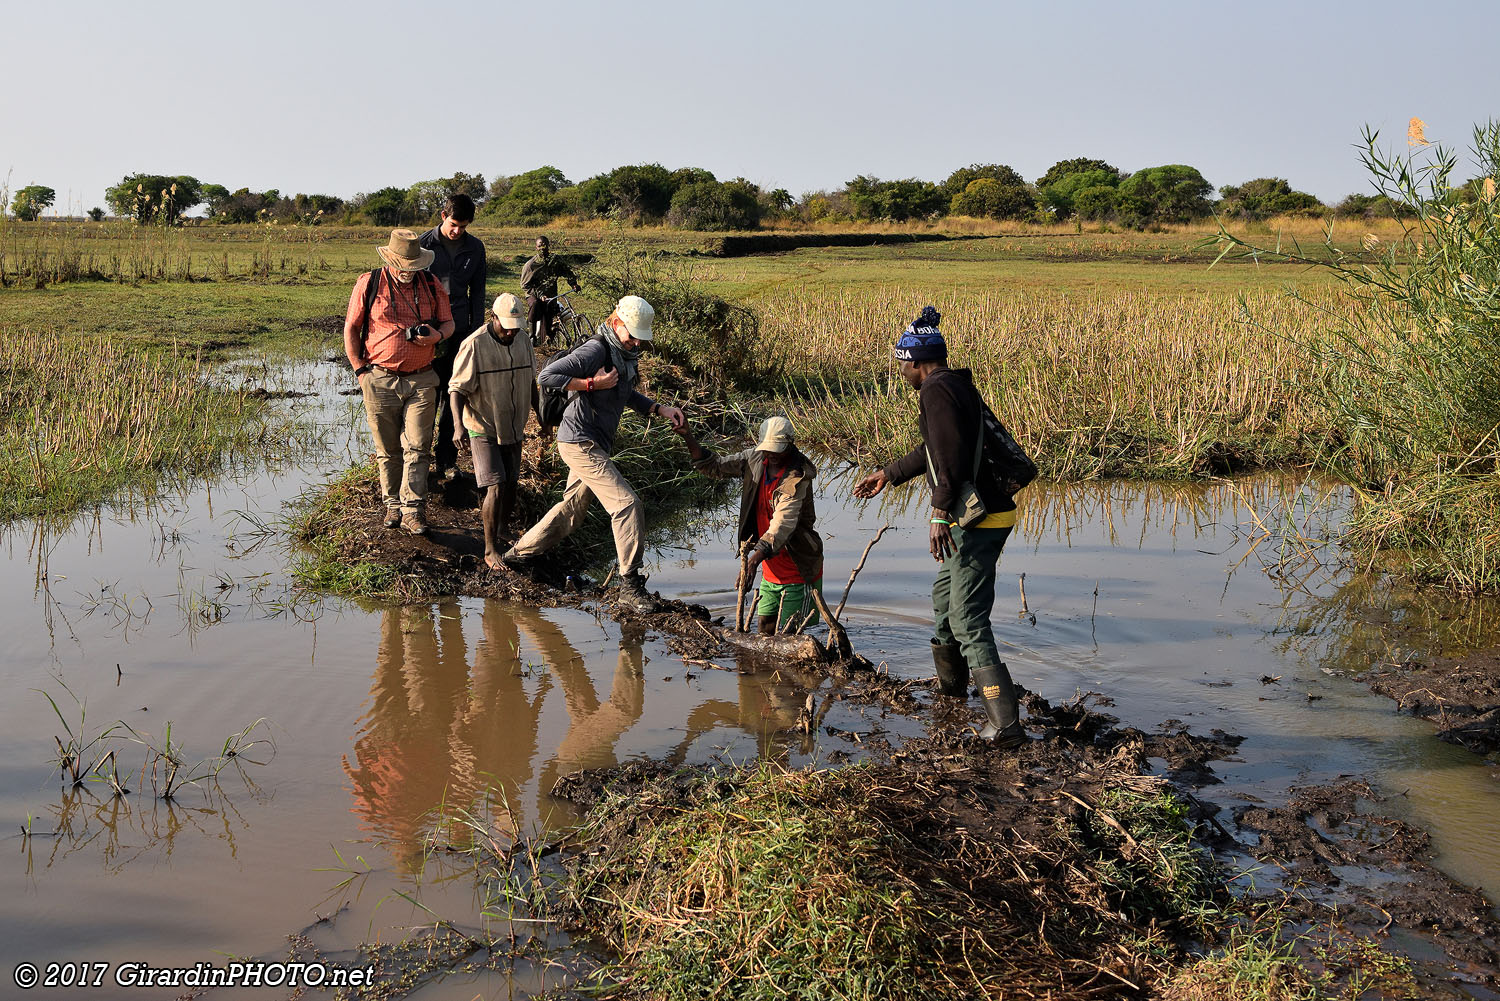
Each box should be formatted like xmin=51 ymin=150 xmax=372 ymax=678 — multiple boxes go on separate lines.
xmin=667 ymin=178 xmax=763 ymax=231
xmin=846 ymin=175 xmax=947 ymax=221
xmin=1072 ymin=184 xmax=1119 ymax=221
xmin=86 ymin=207 xmax=105 ymax=222
xmin=11 ymin=185 xmax=55 ymax=221
xmin=1116 ymin=165 xmax=1214 ymax=228
xmin=578 ymin=163 xmax=677 ymax=222
xmin=940 ymin=163 xmax=1027 ymax=198
xmin=1040 ymin=168 xmax=1122 ymax=218
xmin=104 ymin=174 xmax=202 ymax=225
xmin=1334 ymin=192 xmax=1414 ymax=219
xmin=1035 ymin=157 xmax=1123 ymax=190
xmin=1217 ymin=178 xmax=1325 ymax=220
xmin=482 ymin=166 xmax=573 ymax=224
xmin=356 ymin=186 xmax=412 ymax=226
xmin=950 ymin=177 xmax=1037 ymax=220
xmin=202 ymin=186 xmax=344 ymax=225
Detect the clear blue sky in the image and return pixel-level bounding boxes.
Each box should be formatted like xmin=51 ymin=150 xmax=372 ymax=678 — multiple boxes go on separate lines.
xmin=7 ymin=0 xmax=1499 ymax=214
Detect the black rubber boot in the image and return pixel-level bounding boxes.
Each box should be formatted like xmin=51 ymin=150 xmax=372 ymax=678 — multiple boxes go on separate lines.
xmin=971 ymin=662 xmax=1027 ymax=748
xmin=616 ymin=572 xmax=656 ymax=613
xmin=931 ymin=640 xmax=970 ymax=697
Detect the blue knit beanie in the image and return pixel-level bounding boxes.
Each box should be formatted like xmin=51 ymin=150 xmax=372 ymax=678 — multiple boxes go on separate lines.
xmin=892 ymin=306 xmax=946 ymax=362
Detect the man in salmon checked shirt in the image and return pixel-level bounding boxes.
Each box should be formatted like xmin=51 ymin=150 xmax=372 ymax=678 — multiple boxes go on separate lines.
xmin=344 ymin=229 xmax=457 ymax=535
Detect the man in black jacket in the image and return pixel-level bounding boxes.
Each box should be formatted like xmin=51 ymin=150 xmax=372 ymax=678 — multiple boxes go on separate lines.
xmin=419 ymin=193 xmax=486 ymax=480
xmin=853 ymin=307 xmax=1027 ymax=747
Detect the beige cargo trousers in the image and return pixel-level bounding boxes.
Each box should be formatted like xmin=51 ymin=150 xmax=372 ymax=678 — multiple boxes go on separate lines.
xmin=359 ymin=367 xmax=439 ymax=514
xmin=510 ymin=439 xmax=643 ymax=574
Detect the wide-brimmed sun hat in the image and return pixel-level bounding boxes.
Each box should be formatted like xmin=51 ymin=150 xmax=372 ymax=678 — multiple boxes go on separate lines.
xmin=614 ymin=295 xmax=654 ymax=341
xmin=493 ymin=292 xmax=524 ymax=330
xmin=755 ymin=416 xmax=795 ymax=453
xmin=377 ymin=229 xmax=435 ymax=272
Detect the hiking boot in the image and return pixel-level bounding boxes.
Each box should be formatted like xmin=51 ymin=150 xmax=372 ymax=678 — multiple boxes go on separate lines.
xmin=616 ymin=572 xmax=656 ymax=613
xmin=931 ymin=640 xmax=970 ymax=697
xmin=971 ymin=662 xmax=1028 ymax=749
xmin=401 ymin=511 xmax=430 ymax=536
xmin=382 ymin=509 xmax=401 ymax=529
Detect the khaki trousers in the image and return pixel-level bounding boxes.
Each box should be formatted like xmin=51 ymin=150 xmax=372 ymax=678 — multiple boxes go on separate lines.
xmin=360 ymin=368 xmax=439 ymax=514
xmin=511 ymin=439 xmax=643 ymax=574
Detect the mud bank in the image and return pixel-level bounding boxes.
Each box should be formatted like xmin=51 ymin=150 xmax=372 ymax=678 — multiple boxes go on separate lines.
xmin=1365 ymin=653 xmax=1500 ymax=758
xmin=522 ymin=683 xmax=1500 ymax=999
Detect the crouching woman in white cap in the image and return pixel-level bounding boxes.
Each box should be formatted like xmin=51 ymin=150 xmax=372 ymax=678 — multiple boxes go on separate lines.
xmin=501 ymin=295 xmax=684 ymax=612
xmin=674 ymin=415 xmax=824 ymax=634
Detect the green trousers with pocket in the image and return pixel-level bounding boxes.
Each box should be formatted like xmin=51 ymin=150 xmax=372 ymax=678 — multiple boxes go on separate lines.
xmin=932 ymin=524 xmax=1012 ymax=670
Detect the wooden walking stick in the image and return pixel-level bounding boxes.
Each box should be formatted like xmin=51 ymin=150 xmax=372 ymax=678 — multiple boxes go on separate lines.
xmin=734 ymin=543 xmax=750 ymax=634
xmin=807 ymin=586 xmax=852 ymax=660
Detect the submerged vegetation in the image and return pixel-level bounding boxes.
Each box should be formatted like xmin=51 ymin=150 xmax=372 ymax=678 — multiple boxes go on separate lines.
xmin=0 ymin=327 xmax=302 ymax=521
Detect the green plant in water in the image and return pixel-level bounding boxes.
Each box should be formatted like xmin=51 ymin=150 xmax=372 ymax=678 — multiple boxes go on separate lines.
xmin=1214 ymin=120 xmax=1500 ymax=591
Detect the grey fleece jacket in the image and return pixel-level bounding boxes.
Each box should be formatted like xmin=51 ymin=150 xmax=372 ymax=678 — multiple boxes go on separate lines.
xmin=536 ymin=335 xmax=655 ymax=453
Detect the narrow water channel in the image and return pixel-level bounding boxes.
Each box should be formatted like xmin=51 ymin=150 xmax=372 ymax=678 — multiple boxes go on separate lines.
xmin=2 ymin=366 xmax=1497 ymax=998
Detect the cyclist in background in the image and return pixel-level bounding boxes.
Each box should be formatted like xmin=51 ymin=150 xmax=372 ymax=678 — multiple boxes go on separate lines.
xmin=520 ymin=236 xmax=580 ymax=344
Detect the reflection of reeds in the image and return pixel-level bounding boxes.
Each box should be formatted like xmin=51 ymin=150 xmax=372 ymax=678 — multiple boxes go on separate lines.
xmin=770 ymin=286 xmax=1350 ymax=479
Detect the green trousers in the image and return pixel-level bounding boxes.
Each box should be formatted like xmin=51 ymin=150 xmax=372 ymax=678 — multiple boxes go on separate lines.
xmin=756 ymin=578 xmax=822 ymax=630
xmin=932 ymin=524 xmax=1012 ymax=670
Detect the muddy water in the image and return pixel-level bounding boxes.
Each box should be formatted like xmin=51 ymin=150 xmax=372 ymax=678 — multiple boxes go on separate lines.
xmin=2 ymin=369 xmax=1499 ymax=996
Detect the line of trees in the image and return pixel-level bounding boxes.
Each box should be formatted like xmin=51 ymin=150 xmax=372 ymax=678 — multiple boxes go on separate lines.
xmin=16 ymin=160 xmax=1444 ymax=230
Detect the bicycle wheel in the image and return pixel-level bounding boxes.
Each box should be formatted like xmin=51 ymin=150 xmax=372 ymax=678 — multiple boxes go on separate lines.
xmin=565 ymin=313 xmax=592 ymax=349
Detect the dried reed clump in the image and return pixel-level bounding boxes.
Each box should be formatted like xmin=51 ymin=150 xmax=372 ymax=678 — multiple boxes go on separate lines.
xmin=762 ymin=285 xmax=1350 ymax=479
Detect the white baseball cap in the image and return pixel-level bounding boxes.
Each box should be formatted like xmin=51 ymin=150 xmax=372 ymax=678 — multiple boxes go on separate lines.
xmin=615 ymin=295 xmax=654 ymax=341
xmin=493 ymin=292 xmax=524 ymax=330
xmin=755 ymin=416 xmax=795 ymax=453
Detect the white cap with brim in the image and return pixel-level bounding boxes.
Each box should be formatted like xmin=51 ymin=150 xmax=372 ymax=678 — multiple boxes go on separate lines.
xmin=755 ymin=416 xmax=795 ymax=453
xmin=615 ymin=294 xmax=654 ymax=341
xmin=493 ymin=292 xmax=524 ymax=329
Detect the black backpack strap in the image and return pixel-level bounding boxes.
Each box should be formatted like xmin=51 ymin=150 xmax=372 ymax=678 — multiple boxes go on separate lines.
xmin=359 ymin=268 xmax=383 ymax=342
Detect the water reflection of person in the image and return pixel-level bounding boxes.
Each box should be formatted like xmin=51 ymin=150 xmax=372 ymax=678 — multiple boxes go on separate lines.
xmin=534 ymin=628 xmax=647 ymax=799
xmin=664 ymin=659 xmax=818 ymax=765
xmin=344 ymin=601 xmax=552 ymax=863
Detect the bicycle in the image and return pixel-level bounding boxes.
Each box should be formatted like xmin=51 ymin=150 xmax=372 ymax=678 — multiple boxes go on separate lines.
xmin=532 ymin=289 xmax=593 ymax=350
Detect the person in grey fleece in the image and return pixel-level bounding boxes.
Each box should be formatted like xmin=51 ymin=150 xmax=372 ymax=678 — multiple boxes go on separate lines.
xmin=502 ymin=295 xmax=685 ymax=611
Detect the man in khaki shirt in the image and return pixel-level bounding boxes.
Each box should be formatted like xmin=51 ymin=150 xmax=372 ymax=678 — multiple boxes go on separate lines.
xmin=449 ymin=293 xmax=537 ymax=569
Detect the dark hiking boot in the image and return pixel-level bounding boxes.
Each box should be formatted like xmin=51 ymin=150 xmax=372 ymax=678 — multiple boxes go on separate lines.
xmin=383 ymin=509 xmax=402 ymax=529
xmin=616 ymin=572 xmax=656 ymax=613
xmin=401 ymin=511 xmax=430 ymax=536
xmin=931 ymin=640 xmax=970 ymax=697
xmin=971 ymin=662 xmax=1028 ymax=749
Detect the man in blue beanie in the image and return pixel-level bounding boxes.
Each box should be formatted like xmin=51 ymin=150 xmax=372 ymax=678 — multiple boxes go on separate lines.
xmin=853 ymin=307 xmax=1027 ymax=747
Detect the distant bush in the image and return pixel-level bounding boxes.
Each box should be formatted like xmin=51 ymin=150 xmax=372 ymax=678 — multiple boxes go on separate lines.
xmin=1217 ymin=178 xmax=1325 ymax=220
xmin=87 ymin=207 xmax=105 ymax=222
xmin=1040 ymin=168 xmax=1122 ymax=219
xmin=11 ymin=185 xmax=55 ymax=221
xmin=846 ymin=176 xmax=946 ymax=222
xmin=484 ymin=166 xmax=572 ymax=225
xmin=950 ymin=177 xmax=1036 ymax=220
xmin=1116 ymin=165 xmax=1213 ymax=228
xmin=940 ymin=164 xmax=1027 ymax=199
xmin=667 ymin=178 xmax=762 ymax=231
xmin=355 ymin=186 xmax=413 ymax=227
xmin=1073 ymin=184 xmax=1119 ymax=221
xmin=105 ymin=174 xmax=202 ymax=225
xmin=1035 ymin=158 xmax=1124 ymax=191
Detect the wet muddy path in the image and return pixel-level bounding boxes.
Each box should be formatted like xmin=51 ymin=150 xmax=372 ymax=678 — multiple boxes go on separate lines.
xmin=2 ymin=364 xmax=1499 ymax=997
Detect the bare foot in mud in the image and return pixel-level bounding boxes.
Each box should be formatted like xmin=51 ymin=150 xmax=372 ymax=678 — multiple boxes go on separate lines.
xmin=485 ymin=553 xmax=504 ymax=571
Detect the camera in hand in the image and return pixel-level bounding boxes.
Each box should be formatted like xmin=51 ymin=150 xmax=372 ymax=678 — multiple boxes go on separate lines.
xmin=402 ymin=323 xmax=431 ymax=343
